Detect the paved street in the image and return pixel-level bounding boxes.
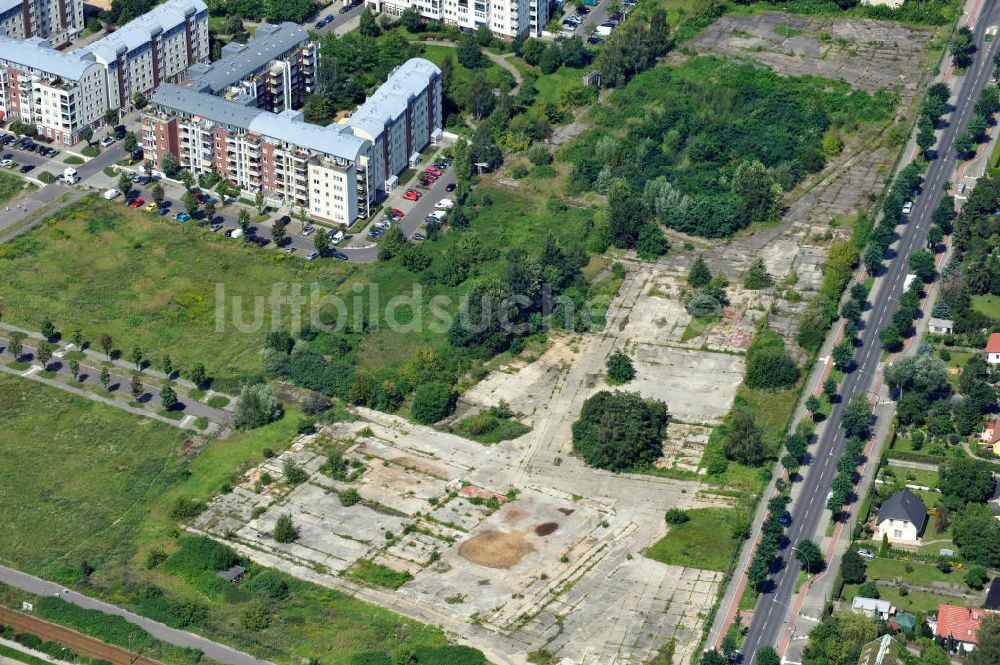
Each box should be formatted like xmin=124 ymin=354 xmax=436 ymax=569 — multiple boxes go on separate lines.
xmin=0 ymin=565 xmax=274 ymax=665
xmin=0 ymin=331 xmax=232 ymax=429
xmin=737 ymin=0 xmax=1000 ymax=659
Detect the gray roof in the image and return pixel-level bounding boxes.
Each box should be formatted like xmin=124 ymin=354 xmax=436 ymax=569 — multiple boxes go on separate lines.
xmin=153 ymin=82 xmax=262 ymax=127
xmin=0 ymin=34 xmax=97 ymax=81
xmin=82 ymin=0 xmax=207 ymax=63
xmin=185 ymin=23 xmax=308 ymax=94
xmin=0 ymin=0 xmax=21 ymax=16
xmin=929 ymin=317 xmax=953 ymax=328
xmin=250 ymin=111 xmax=366 ymax=161
xmin=216 ymin=564 xmax=246 ymax=582
xmin=348 ymin=58 xmax=439 ymax=138
xmin=876 ymin=490 xmax=927 ymax=528
xmin=853 ymin=597 xmax=893 ymax=614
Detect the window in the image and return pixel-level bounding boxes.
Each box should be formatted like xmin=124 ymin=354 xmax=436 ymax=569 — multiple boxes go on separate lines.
xmin=893 ymin=530 xmax=902 ymax=539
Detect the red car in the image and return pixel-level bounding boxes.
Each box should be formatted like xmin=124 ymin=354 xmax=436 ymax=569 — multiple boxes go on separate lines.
xmin=390 ymin=208 xmax=405 ymax=218
xmin=424 ymin=174 xmax=438 ymax=184
xmin=128 ymin=198 xmax=145 ymax=208
xmin=403 ymin=190 xmax=420 ymax=201
xmin=425 ymin=166 xmax=443 ymax=176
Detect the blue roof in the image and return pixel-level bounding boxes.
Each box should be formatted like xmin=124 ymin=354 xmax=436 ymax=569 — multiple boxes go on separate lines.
xmin=0 ymin=34 xmax=97 ymax=80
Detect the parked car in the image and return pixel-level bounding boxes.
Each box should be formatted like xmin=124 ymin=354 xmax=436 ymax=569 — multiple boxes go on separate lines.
xmin=210 ymin=223 xmax=224 ymax=232
xmin=145 ymin=202 xmax=159 ymax=212
xmin=435 ymin=199 xmax=454 ymax=210
xmin=390 ymin=208 xmax=404 ymax=218
xmin=857 ymin=549 xmax=875 ymax=560
xmin=103 ymin=188 xmax=121 ymax=200
xmin=425 ymin=166 xmax=443 ymax=176
xmin=445 ymin=183 xmax=456 ymax=192
xmin=412 ymin=232 xmax=425 ymax=241
xmin=902 ymin=201 xmax=913 ymax=215
xmin=18 ymin=164 xmax=32 ymax=173
xmin=158 ymin=207 xmax=170 ymax=216
xmin=100 ymin=135 xmax=115 ymax=147
xmin=779 ymin=511 xmax=791 ymax=526
xmin=305 ymin=251 xmax=319 ymax=260
xmin=403 ymin=189 xmax=420 ymax=201
xmin=255 ymin=237 xmax=269 ymax=247
xmin=0 ymin=159 xmax=14 ymax=168
xmin=176 ymin=212 xmax=191 ymax=222
xmin=301 ymin=224 xmax=315 ymax=236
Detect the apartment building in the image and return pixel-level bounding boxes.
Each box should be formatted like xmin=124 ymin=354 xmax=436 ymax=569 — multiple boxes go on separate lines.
xmin=182 ymin=23 xmax=316 ymax=113
xmin=143 ymin=58 xmax=442 ymax=225
xmin=364 ymin=0 xmax=547 ymax=38
xmin=0 ymin=34 xmax=107 ymax=143
xmin=0 ymin=0 xmax=83 ymax=46
xmin=347 ymin=57 xmax=441 ymax=198
xmin=80 ymin=0 xmax=209 ymax=113
xmin=144 ymin=83 xmax=371 ymax=225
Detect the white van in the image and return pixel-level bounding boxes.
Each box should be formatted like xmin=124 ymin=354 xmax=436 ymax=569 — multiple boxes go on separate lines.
xmin=103 ymin=188 xmax=121 ymax=200
xmin=63 ymin=167 xmax=79 ymax=184
xmin=231 ymin=228 xmax=243 ymax=239
xmin=331 ymin=230 xmax=345 ymax=244
xmin=435 ymin=199 xmax=454 ymax=210
xmin=430 ymin=209 xmax=447 ymax=222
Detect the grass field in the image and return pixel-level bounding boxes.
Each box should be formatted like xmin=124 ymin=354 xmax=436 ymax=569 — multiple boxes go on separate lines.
xmin=0 ymin=170 xmax=32 ymax=205
xmin=840 ymin=583 xmax=955 ymax=614
xmin=644 ymin=508 xmax=744 ymax=571
xmin=972 ymin=294 xmax=1000 ymax=320
xmin=0 ymin=373 xmax=183 ymax=575
xmin=882 ymin=464 xmax=939 ymax=489
xmin=865 ymin=558 xmax=955 ymax=586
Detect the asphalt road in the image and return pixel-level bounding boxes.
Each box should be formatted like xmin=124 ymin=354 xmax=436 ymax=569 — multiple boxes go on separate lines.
xmin=739 ymin=2 xmax=1000 ymax=659
xmin=0 ymin=565 xmax=274 ymax=665
xmin=0 ymin=333 xmax=231 ymax=424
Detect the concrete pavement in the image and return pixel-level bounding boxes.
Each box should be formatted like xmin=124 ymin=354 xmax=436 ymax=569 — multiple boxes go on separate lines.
xmin=0 ymin=566 xmax=273 ymax=665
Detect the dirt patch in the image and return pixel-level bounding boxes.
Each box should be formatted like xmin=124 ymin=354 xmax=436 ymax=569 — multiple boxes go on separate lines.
xmin=503 ymin=507 xmax=527 ymax=525
xmin=535 ymin=522 xmax=559 ymax=536
xmin=557 ymin=508 xmax=575 ymax=516
xmin=458 ymin=529 xmax=535 ymax=569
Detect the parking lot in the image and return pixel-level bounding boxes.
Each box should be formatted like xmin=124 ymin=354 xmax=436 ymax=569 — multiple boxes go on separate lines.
xmin=554 ymin=0 xmax=633 ymax=40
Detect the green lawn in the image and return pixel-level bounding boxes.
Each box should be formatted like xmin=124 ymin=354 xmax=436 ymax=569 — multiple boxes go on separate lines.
xmin=882 ymin=464 xmax=939 ymax=489
xmin=972 ymin=294 xmax=1000 ymax=320
xmin=0 ymin=169 xmax=32 ymax=205
xmin=841 ymin=583 xmax=956 ymax=614
xmin=644 ymin=508 xmax=744 ymax=571
xmin=0 ymin=373 xmax=183 ymax=575
xmin=865 ymin=558 xmax=955 ymax=586
xmin=448 ymin=412 xmax=532 ymax=443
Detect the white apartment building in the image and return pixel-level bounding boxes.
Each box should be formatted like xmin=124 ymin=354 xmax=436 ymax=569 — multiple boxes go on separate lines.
xmin=347 ymin=57 xmax=441 ymax=198
xmin=80 ymin=0 xmax=209 ymax=113
xmin=0 ymin=0 xmax=83 ymax=46
xmin=0 ymin=34 xmax=107 ymax=143
xmin=143 ymin=58 xmax=443 ymax=225
xmin=364 ymin=0 xmax=546 ymax=38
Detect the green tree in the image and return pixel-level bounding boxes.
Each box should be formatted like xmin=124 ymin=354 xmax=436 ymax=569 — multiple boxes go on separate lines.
xmin=71 ymin=327 xmax=83 ymax=348
xmin=951 ymin=26 xmax=974 ymax=68
xmin=272 ymin=220 xmax=286 ymax=246
xmin=189 ymin=363 xmax=207 ymax=387
xmin=399 ymin=6 xmax=423 ymax=31
xmin=411 ymin=382 xmax=456 ymax=424
xmin=965 ymin=564 xmax=989 ymax=589
xmin=732 ymin=160 xmax=782 ymax=223
xmin=69 ymin=358 xmax=80 ymax=381
xmin=183 ymin=191 xmax=199 ymax=215
xmin=723 ymin=410 xmax=765 ymax=466
xmin=805 ymin=394 xmax=821 ymax=416
xmin=358 ymin=6 xmax=379 ymax=36
xmin=795 ymin=539 xmax=823 ymax=573
xmin=743 ymin=256 xmax=773 ymax=289
xmin=607 ymin=179 xmax=645 ymax=248
xmin=40 ymin=317 xmax=55 ymax=339
xmin=255 ymin=190 xmax=265 ymax=215
xmin=832 ymin=340 xmax=854 ymax=371
xmin=908 ymin=249 xmax=936 ymax=282
xmin=939 ymin=456 xmax=996 ymax=504
xmin=636 ymin=224 xmax=669 ymax=259
xmin=7 ymin=331 xmax=24 ymax=359
xmin=131 ymin=345 xmax=143 ymax=370
xmin=314 ymin=231 xmax=331 ymax=256
xmin=606 ymin=349 xmax=635 ymax=384
xmin=162 ymin=355 xmax=173 ymax=377
xmin=151 ymin=183 xmax=164 ymax=206
xmin=457 ymin=32 xmax=483 ymax=69
xmin=118 ymin=173 xmax=134 ymax=199
xmin=235 ymin=383 xmax=283 ymax=429
xmin=273 ymin=513 xmax=297 ymax=543
xmin=823 ymin=377 xmax=838 ymax=401
xmin=688 ymin=255 xmax=711 ymax=288
xmin=841 ymin=549 xmax=866 ymax=584
xmin=240 ymin=599 xmax=271 ymax=631
xmin=841 ymin=395 xmax=873 ymax=438
xmin=745 ymin=347 xmax=798 ymax=390
xmin=967 ymin=615 xmax=1000 ymax=665
xmin=880 ymin=326 xmax=903 ymax=351
xmin=130 ymin=372 xmax=143 ymax=400
xmin=204 ymin=202 xmax=216 ymax=222
xmin=100 ymin=366 xmax=111 ymax=391
xmin=238 ymin=209 xmax=251 ymax=236
xmin=123 ymin=132 xmax=138 ymax=154
xmin=160 ymin=384 xmax=178 ymax=409
xmin=571 ymin=391 xmax=669 ymax=471
xmin=757 ymin=646 xmax=780 ymax=665
xmin=36 ymin=341 xmax=52 ymax=369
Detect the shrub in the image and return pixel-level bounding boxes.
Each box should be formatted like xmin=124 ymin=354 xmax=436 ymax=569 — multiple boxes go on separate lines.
xmin=339 ymin=488 xmax=362 ymax=507
xmin=283 ymin=459 xmax=308 ymax=486
xmin=572 ymin=391 xmax=669 ymax=471
xmin=243 ymin=570 xmax=290 ymax=599
xmin=273 ymin=514 xmax=297 ymax=543
xmin=234 ymin=384 xmax=283 ymax=429
xmin=169 ymin=497 xmax=205 ymax=520
xmin=606 ymin=349 xmax=635 ymax=384
xmin=411 ymin=381 xmax=456 ymax=424
xmin=664 ymin=509 xmax=689 ymax=525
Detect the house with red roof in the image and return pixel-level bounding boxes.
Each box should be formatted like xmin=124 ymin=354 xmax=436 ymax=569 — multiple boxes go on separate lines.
xmin=934 ymin=604 xmax=986 ymax=653
xmin=986 ymin=333 xmax=1000 ymax=364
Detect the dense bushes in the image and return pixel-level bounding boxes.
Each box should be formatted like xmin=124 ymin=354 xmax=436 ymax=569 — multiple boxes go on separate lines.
xmin=797 ymin=240 xmax=860 ymax=351
xmin=411 ymin=382 xmax=456 ymax=424
xmin=568 ymin=57 xmax=892 ymax=240
xmin=744 ymin=331 xmax=798 ymax=390
xmin=572 ymin=391 xmax=669 ymax=471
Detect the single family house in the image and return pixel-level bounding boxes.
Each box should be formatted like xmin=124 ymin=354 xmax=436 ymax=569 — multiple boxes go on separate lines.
xmin=874 ymin=490 xmax=927 ymax=547
xmin=986 ymin=333 xmax=1000 ymax=365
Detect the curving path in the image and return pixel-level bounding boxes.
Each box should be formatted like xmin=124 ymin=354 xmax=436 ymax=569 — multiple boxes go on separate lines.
xmin=415 ymin=40 xmax=523 ymax=95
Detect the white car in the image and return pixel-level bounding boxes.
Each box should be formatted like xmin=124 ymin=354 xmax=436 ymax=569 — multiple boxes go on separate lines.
xmin=300 ymin=224 xmax=315 ymax=236
xmin=0 ymin=158 xmax=13 ymax=168
xmin=305 ymin=251 xmax=319 ymax=260
xmin=902 ymin=201 xmax=913 ymax=215
xmin=435 ymin=199 xmax=454 ymax=210
xmin=100 ymin=135 xmax=116 ymax=147
xmin=103 ymin=188 xmax=121 ymax=200
xmin=230 ymin=228 xmax=243 ymax=239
